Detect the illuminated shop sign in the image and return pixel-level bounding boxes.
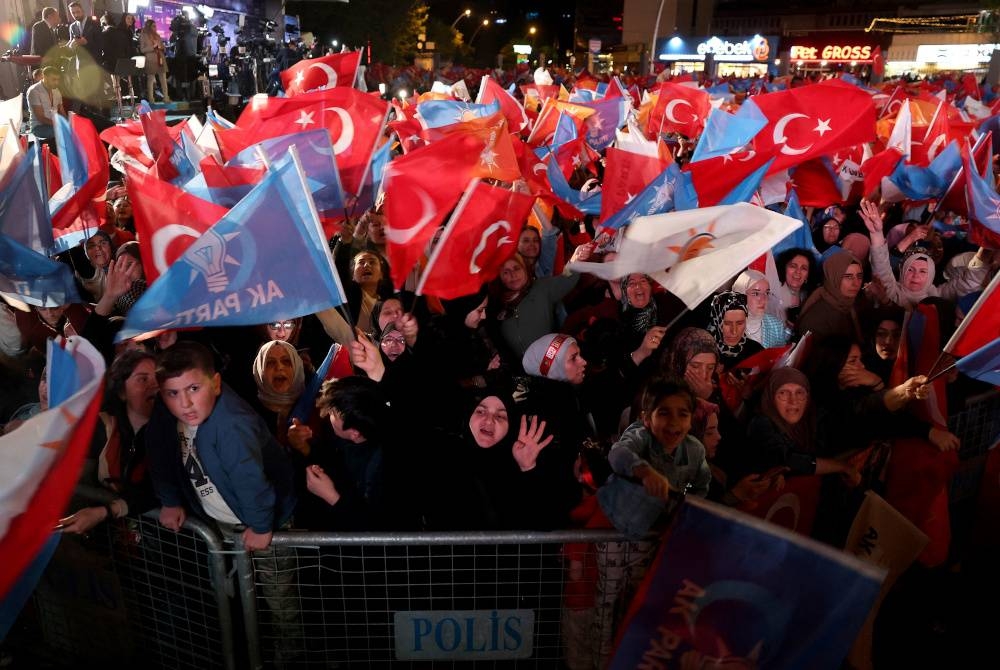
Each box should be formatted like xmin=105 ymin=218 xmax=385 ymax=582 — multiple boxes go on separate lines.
xmin=658 ymin=35 xmax=776 ymax=63
xmin=915 ymin=44 xmax=1000 ymax=67
xmin=789 ymin=44 xmax=873 ymax=62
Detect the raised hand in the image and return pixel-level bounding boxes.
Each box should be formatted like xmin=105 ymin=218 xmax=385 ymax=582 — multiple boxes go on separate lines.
xmin=348 ymin=328 xmax=385 ymax=381
xmin=859 ymin=199 xmax=884 ymax=235
xmin=396 ymin=313 xmax=419 ymax=348
xmin=305 ymin=464 xmax=340 ymax=505
xmin=512 ymin=415 xmax=554 ymax=472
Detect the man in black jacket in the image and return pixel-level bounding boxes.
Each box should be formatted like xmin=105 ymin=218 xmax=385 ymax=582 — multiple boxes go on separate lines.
xmin=30 ymin=7 xmax=61 ymax=63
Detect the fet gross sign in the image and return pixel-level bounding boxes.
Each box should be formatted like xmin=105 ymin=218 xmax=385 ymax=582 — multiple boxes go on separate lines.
xmin=789 ymin=44 xmax=873 ymax=61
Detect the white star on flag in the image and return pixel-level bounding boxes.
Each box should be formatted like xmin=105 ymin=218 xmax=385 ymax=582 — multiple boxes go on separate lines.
xmin=294 ymin=70 xmax=305 ymax=86
xmin=813 ymin=118 xmax=832 ymax=136
xmin=295 ymin=110 xmax=315 ymax=128
xmin=480 ymin=146 xmax=499 ymax=172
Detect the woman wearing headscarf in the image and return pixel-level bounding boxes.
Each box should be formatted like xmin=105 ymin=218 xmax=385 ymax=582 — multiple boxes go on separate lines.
xmin=706 ymin=291 xmax=763 ymax=369
xmin=251 ymin=340 xmax=309 ymax=450
xmin=745 ymin=367 xmax=860 ymax=484
xmin=861 ymin=199 xmax=990 ymax=311
xmin=731 ymin=270 xmax=787 ymax=348
xmin=770 ymin=247 xmax=818 ymax=328
xmin=796 ymin=250 xmax=865 ymax=341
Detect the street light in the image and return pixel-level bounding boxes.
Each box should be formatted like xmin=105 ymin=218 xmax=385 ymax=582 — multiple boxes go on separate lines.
xmin=451 ymin=8 xmax=471 ymax=29
xmin=528 ymin=26 xmax=537 ymax=36
xmin=469 ymin=18 xmax=489 ymax=46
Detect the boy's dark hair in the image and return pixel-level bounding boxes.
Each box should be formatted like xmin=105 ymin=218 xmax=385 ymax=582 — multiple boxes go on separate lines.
xmin=316 ymin=376 xmax=386 ymax=441
xmin=641 ymin=377 xmax=696 ymax=416
xmin=156 ymin=341 xmax=216 ymax=383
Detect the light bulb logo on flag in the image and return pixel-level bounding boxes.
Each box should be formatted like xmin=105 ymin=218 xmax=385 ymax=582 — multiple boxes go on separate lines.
xmin=186 ymin=229 xmax=240 ymax=293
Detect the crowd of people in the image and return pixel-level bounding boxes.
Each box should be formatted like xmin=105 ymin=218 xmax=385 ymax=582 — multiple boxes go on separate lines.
xmin=3 ymin=57 xmax=999 ymax=667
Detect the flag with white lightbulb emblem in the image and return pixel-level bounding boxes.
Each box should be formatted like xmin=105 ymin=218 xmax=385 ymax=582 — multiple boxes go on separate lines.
xmin=117 ymin=149 xmax=346 ymax=341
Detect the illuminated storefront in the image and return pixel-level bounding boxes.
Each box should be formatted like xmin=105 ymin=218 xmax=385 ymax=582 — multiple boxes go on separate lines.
xmin=785 ymin=33 xmax=883 ymax=76
xmin=887 ymin=33 xmax=999 ymax=76
xmin=655 ymin=35 xmax=778 ymax=77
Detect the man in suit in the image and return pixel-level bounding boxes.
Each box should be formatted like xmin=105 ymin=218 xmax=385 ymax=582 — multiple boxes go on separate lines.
xmin=30 ymin=7 xmax=61 ymax=63
xmin=66 ymin=1 xmax=107 ymax=111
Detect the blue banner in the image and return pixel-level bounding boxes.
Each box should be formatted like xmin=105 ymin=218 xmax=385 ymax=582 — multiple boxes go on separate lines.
xmin=0 ymin=233 xmax=81 ymax=307
xmin=117 ymin=153 xmax=346 ymax=340
xmin=0 ymin=146 xmax=54 ymax=254
xmin=609 ymin=498 xmax=884 ymax=670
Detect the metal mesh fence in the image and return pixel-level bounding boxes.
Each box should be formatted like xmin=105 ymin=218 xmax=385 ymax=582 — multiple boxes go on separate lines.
xmin=949 ymin=390 xmax=1000 ymax=504
xmin=242 ymin=531 xmax=659 ymax=669
xmin=30 ymin=510 xmax=234 ymax=670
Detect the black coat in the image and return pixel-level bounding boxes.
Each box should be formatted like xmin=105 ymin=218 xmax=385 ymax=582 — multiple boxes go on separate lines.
xmin=30 ymin=20 xmax=58 ymax=59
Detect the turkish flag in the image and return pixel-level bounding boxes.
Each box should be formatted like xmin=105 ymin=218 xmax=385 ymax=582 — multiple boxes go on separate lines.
xmin=750 ymin=80 xmax=876 ymax=173
xmin=600 ymin=147 xmax=669 ymax=223
xmin=791 ymin=158 xmax=843 ymax=206
xmin=685 ymin=147 xmax=773 ymax=207
xmin=51 ymin=115 xmax=109 ymax=231
xmin=862 ymin=147 xmax=904 ymax=198
xmin=228 ymin=89 xmax=389 ymax=196
xmin=140 ymin=109 xmax=181 ymax=182
xmin=878 ymin=85 xmax=906 ymax=119
xmin=648 ymin=82 xmax=710 ymax=138
xmin=944 ymin=271 xmax=1000 ymax=357
xmin=125 ymin=164 xmax=227 ymax=284
xmin=280 ymin=51 xmax=362 ymax=97
xmin=417 ymin=180 xmax=535 ymax=298
xmin=941 ymin=132 xmax=992 ymax=216
xmin=477 ymin=75 xmax=529 ymax=133
xmin=526 ymin=98 xmax=594 ymax=146
xmin=911 ymin=101 xmax=951 ymax=167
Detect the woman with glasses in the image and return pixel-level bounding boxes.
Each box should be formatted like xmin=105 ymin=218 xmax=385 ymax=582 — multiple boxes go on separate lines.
xmin=731 ymin=270 xmax=787 ymax=348
xmin=744 ymin=367 xmax=860 ymax=486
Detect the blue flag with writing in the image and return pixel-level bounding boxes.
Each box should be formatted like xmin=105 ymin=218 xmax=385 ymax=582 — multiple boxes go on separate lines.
xmin=0 ymin=146 xmax=54 ymax=254
xmin=0 ymin=233 xmax=81 ymax=307
xmin=602 ymin=163 xmax=681 ymax=230
xmin=583 ymin=95 xmax=628 ymax=151
xmin=964 ymin=149 xmax=1000 ymax=236
xmin=117 ymin=153 xmax=347 ymax=341
xmin=609 ymin=498 xmax=884 ymax=670
xmin=228 ymin=129 xmax=347 ymax=217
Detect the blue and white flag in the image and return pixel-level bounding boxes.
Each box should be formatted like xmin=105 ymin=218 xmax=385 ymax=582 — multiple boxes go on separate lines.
xmin=583 ymin=95 xmax=629 ymax=151
xmin=602 ymin=163 xmax=681 ymax=230
xmin=117 ymin=150 xmax=347 ymax=341
xmin=691 ymin=102 xmax=768 ymax=162
xmin=547 ymin=154 xmax=602 ymax=215
xmin=416 ymin=99 xmax=500 ymax=130
xmin=0 ymin=233 xmax=80 ymax=307
xmin=0 ymin=146 xmax=54 ymax=254
xmin=48 ymin=114 xmax=88 ymax=218
xmin=889 ymin=140 xmax=961 ymax=201
xmin=609 ymin=497 xmax=884 ymax=670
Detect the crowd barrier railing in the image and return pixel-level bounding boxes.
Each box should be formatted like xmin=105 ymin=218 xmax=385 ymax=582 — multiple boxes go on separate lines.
xmin=30 ymin=489 xmax=236 ymax=670
xmin=232 ymin=529 xmax=661 ymax=670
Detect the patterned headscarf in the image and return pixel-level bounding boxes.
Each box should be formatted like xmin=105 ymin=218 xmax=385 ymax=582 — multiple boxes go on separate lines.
xmin=707 ymin=291 xmax=749 ymax=357
xmin=253 ymin=340 xmax=305 ymax=412
xmin=664 ymin=327 xmax=719 ymax=378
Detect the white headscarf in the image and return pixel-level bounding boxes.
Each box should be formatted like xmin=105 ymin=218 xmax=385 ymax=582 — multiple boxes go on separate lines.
xmin=253 ymin=340 xmax=305 ymax=412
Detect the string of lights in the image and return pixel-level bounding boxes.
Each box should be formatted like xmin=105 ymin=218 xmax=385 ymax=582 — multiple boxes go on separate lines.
xmin=865 ymin=14 xmax=983 ymax=34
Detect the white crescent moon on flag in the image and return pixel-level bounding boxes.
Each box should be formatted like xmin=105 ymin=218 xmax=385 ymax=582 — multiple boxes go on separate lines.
xmin=469 ymin=220 xmax=512 ymax=273
xmin=309 ymin=62 xmax=338 ymax=88
xmin=773 ymin=113 xmax=813 ymax=156
xmin=764 ymin=493 xmax=802 ymax=531
xmin=385 ymin=187 xmax=435 ymax=245
xmin=323 ymin=107 xmax=355 ymax=155
xmin=738 ymin=149 xmax=757 ymax=162
xmin=926 ymin=134 xmax=947 ymax=162
xmin=151 ymin=224 xmax=202 ymax=275
xmin=664 ymin=98 xmax=694 ymax=125
xmin=532 ymin=163 xmax=547 ymax=175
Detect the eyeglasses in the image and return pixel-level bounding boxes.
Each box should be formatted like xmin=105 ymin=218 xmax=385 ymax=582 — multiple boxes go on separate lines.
xmin=747 ymin=289 xmax=771 ymax=298
xmin=380 ymin=336 xmax=406 ymax=347
xmin=775 ymin=388 xmax=808 ymax=402
xmin=267 ymin=321 xmax=296 ymax=330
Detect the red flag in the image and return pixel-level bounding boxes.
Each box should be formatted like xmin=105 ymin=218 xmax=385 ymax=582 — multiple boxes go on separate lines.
xmin=526 ymin=99 xmax=594 ymax=146
xmin=125 ymin=164 xmax=228 ymax=283
xmin=648 ymin=82 xmax=710 ymax=138
xmin=0 ymin=337 xmax=104 ymax=600
xmin=477 ymin=75 xmax=529 ymax=133
xmin=960 ymin=73 xmax=980 ymax=101
xmin=100 ymin=122 xmax=154 ymax=168
xmin=862 ymin=147 xmax=904 ymax=197
xmin=416 ymin=179 xmax=535 ymax=298
xmin=51 ymin=115 xmax=109 ymax=231
xmin=605 ymin=77 xmax=627 ymax=101
xmin=791 ymin=158 xmax=843 ymax=206
xmin=941 ymin=132 xmax=992 ymax=216
xmin=229 ymin=88 xmax=388 ymax=196
xmin=751 ymin=80 xmax=877 ymax=173
xmin=890 ymin=303 xmax=948 ymax=429
xmin=879 ymin=85 xmax=906 ymax=120
xmin=685 ymin=147 xmax=773 ymax=207
xmin=943 ymin=270 xmax=1000 ymax=357
xmin=280 ymin=51 xmax=362 ymax=96
xmin=600 ymin=147 xmax=670 ymax=223
xmin=911 ymin=101 xmax=950 ymax=166
xmin=872 ymin=46 xmax=885 ymax=79
xmin=718 ymin=344 xmax=793 ymax=412
xmin=140 ymin=109 xmax=180 ymax=182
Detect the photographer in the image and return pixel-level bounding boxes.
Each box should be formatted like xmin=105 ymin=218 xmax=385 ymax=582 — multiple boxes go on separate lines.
xmin=169 ymin=10 xmax=197 ymax=99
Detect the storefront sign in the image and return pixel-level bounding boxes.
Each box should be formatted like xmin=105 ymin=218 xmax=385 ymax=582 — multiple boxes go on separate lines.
xmin=915 ymin=44 xmax=1000 ymax=67
xmin=657 ymin=35 xmax=776 ymax=63
xmin=789 ymin=43 xmax=873 ymax=62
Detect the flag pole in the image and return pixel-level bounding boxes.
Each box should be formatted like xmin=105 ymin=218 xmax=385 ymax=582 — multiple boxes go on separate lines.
xmin=923 ymin=361 xmax=957 ymax=385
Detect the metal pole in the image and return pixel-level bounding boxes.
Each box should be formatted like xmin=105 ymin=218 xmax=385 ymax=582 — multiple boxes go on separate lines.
xmin=649 ymin=0 xmax=667 ymax=75
xmin=232 ymin=534 xmax=264 ymax=670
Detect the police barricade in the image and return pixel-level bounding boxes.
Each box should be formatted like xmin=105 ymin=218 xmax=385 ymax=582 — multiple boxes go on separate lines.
xmin=27 ymin=489 xmax=236 ymax=670
xmin=233 ymin=529 xmax=661 ymax=669
xmin=948 ymin=389 xmax=1000 ymax=504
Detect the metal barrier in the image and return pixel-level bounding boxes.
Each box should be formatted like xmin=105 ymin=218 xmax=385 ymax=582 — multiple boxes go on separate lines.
xmin=28 ymin=493 xmax=236 ymax=670
xmin=234 ymin=530 xmax=660 ymax=669
xmin=949 ymin=390 xmax=1000 ymax=504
